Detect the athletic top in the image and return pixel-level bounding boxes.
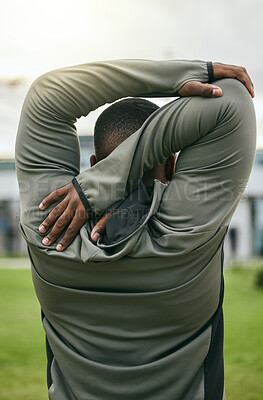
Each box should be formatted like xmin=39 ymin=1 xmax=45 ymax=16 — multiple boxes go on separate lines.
xmin=15 ymin=59 xmax=256 ymax=400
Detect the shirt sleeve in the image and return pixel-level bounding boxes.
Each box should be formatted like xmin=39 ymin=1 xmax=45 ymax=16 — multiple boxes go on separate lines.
xmin=15 ymin=58 xmax=211 ymax=230
xmin=75 ymin=78 xmax=256 ymax=233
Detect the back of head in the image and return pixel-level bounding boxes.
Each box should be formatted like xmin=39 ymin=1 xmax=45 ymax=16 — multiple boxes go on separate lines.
xmin=94 ymin=98 xmax=159 ymax=161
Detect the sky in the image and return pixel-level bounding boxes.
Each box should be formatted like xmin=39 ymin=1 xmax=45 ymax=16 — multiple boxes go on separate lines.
xmin=1 ymin=0 xmax=263 ymax=83
xmin=1 ymin=0 xmax=263 ymax=157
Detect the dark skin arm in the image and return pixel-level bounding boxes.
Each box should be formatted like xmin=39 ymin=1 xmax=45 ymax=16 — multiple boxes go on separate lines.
xmin=38 ymin=62 xmax=255 ymax=251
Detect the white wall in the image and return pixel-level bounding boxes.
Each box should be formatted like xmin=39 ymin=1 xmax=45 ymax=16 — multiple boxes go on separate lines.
xmin=224 ymin=199 xmax=253 ymax=260
xmin=0 ymin=170 xmax=19 ymax=201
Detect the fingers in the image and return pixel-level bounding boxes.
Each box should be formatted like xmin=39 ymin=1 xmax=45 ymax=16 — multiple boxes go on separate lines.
xmin=40 ymin=207 xmax=88 ymax=250
xmin=41 ymin=209 xmax=74 ymax=246
xmin=39 ymin=198 xmax=69 ymax=234
xmin=180 ymin=63 xmax=255 ymax=101
xmin=200 ymin=84 xmax=223 ymax=98
xmin=39 ymin=183 xmax=70 ymax=210
xmin=39 ymin=182 xmax=89 ymax=251
xmin=56 ymin=210 xmax=88 ymax=251
xmin=178 ymin=81 xmax=223 ymax=98
xmin=213 ymin=62 xmax=255 ymax=98
xmin=91 ymin=211 xmax=114 ymax=242
xmin=236 ymin=67 xmax=255 ymax=98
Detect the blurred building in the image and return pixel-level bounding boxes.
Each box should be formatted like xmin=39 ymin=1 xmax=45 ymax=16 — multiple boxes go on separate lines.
xmin=0 ymin=136 xmax=94 ymax=254
xmin=0 ymin=140 xmax=262 ymax=259
xmin=224 ymin=150 xmax=263 ymax=260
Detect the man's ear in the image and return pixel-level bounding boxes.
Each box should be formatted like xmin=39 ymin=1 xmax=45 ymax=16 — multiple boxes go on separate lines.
xmin=165 ymin=154 xmax=177 ymax=182
xmin=90 ymin=154 xmax=98 ymax=167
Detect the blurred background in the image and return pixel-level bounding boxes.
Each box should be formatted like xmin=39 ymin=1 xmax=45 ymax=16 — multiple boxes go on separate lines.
xmin=0 ymin=1 xmax=262 ymax=399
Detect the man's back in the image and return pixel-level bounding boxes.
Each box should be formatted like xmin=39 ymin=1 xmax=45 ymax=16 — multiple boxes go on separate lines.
xmin=25 ymin=190 xmax=224 ymax=399
xmin=16 ymin=59 xmax=256 ymax=399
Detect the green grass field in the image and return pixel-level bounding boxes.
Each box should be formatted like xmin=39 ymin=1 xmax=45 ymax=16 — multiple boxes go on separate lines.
xmin=224 ymin=267 xmax=263 ymax=399
xmin=0 ymin=265 xmax=47 ymax=400
xmin=0 ymin=260 xmax=262 ymax=400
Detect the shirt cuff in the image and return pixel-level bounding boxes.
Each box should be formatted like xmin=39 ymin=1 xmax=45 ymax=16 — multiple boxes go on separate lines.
xmin=72 ymin=177 xmax=95 ymax=217
xmin=206 ymin=61 xmax=214 ymax=83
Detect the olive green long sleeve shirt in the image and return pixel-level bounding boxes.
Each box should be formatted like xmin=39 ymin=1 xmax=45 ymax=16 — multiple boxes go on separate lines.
xmin=15 ymin=59 xmax=256 ymax=400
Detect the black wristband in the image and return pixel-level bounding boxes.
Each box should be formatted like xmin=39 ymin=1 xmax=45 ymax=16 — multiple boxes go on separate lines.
xmin=72 ymin=177 xmax=95 ymax=217
xmin=207 ymin=61 xmax=214 ymax=83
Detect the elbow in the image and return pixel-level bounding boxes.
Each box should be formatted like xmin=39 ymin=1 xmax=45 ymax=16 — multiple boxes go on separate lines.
xmin=215 ymin=78 xmax=257 ymax=169
xmin=217 ymin=78 xmax=255 ymax=117
xmin=22 ymin=70 xmax=58 ymax=118
xmin=217 ymin=78 xmax=256 ymax=140
xmin=27 ymin=70 xmax=57 ymax=101
xmin=230 ymin=79 xmax=257 ymax=166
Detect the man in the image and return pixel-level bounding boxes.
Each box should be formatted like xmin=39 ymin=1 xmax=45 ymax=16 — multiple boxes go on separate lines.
xmin=15 ymin=59 xmax=256 ymax=399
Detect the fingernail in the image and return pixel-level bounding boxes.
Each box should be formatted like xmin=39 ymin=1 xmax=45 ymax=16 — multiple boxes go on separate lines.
xmin=42 ymin=237 xmax=49 ymax=245
xmin=56 ymin=244 xmax=63 ymax=251
xmin=39 ymin=203 xmax=44 ymax=209
xmin=92 ymin=232 xmax=101 ymax=241
xmin=39 ymin=224 xmax=46 ymax=233
xmin=212 ymin=88 xmax=221 ymax=97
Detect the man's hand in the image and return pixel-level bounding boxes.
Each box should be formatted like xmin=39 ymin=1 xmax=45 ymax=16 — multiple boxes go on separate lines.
xmin=178 ymin=62 xmax=255 ymax=98
xmin=38 ymin=182 xmax=89 ymax=251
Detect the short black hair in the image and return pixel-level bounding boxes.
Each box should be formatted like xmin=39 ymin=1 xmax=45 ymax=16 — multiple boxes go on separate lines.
xmin=94 ymin=98 xmax=159 ymax=160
